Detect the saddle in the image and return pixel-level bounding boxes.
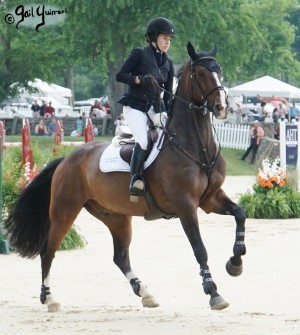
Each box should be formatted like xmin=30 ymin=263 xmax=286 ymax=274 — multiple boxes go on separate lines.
xmin=118 ymin=127 xmax=158 ymax=164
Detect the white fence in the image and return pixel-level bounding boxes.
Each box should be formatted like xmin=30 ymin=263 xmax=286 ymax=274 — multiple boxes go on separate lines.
xmin=213 ymin=123 xmax=250 ymax=150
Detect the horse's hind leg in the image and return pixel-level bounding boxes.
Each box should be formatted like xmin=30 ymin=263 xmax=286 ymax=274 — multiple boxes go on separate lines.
xmin=93 ymin=210 xmax=159 ymax=308
xmin=40 ymin=205 xmax=82 ymax=312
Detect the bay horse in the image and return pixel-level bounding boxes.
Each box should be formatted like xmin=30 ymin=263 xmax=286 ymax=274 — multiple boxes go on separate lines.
xmin=5 ymin=42 xmax=246 ymax=311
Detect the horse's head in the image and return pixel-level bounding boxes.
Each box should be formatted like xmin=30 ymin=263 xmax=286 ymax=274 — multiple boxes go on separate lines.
xmin=187 ymin=41 xmax=228 ymax=119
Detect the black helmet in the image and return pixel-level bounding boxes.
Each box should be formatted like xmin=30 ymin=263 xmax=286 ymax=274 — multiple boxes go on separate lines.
xmin=145 ymin=17 xmax=176 ymax=40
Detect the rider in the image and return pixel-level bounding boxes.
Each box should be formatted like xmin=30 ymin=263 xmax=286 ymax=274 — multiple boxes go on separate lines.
xmin=116 ymin=17 xmax=175 ymax=199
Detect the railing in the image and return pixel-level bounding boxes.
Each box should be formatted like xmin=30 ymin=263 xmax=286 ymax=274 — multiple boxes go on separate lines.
xmin=213 ymin=122 xmax=250 ymax=150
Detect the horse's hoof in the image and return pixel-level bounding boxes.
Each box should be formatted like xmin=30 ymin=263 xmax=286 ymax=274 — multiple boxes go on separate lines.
xmin=142 ymin=295 xmax=159 ymax=308
xmin=130 ymin=195 xmax=139 ymax=203
xmin=209 ymin=296 xmax=229 ymax=310
xmin=226 ymin=259 xmax=243 ymax=277
xmin=47 ymin=302 xmax=61 ymax=312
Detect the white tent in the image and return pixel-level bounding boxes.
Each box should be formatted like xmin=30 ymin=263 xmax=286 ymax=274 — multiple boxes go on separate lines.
xmin=27 ymin=78 xmax=72 ymax=105
xmin=229 ymin=76 xmax=300 ymax=99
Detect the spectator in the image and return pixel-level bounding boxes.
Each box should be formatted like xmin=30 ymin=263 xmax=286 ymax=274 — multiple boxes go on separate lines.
xmin=93 ymin=124 xmax=99 ymax=136
xmin=76 ymin=116 xmax=84 ymax=136
xmin=104 ymin=100 xmax=112 ymax=116
xmin=114 ymin=113 xmax=127 ymax=135
xmin=48 ymin=118 xmax=57 ymax=136
xmin=278 ymin=103 xmax=286 ymax=118
xmin=90 ymin=100 xmax=106 ymax=118
xmin=39 ymin=100 xmax=47 ymax=117
xmin=31 ymin=99 xmax=40 ymax=117
xmin=240 ymin=120 xmax=264 ymax=164
xmin=35 ymin=119 xmax=49 ymax=136
xmin=45 ymin=101 xmax=55 ymax=117
xmin=289 ymin=101 xmax=299 ymax=121
xmin=272 ymin=108 xmax=279 ymax=123
xmin=234 ymin=101 xmax=243 ymax=124
xmin=70 ymin=129 xmax=80 ymax=137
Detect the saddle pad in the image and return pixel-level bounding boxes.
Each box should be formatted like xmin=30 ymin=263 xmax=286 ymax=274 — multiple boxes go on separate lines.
xmin=100 ymin=131 xmax=164 ymax=173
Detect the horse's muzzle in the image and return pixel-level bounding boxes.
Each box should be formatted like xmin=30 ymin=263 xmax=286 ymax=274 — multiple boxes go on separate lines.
xmin=213 ymin=105 xmax=227 ymax=119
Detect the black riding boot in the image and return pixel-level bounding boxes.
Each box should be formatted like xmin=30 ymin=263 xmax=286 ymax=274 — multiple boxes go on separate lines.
xmin=129 ymin=143 xmax=147 ymax=197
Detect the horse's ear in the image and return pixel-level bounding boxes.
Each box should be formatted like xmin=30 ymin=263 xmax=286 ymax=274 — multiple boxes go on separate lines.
xmin=209 ymin=45 xmax=218 ymax=57
xmin=187 ymin=41 xmax=197 ymax=61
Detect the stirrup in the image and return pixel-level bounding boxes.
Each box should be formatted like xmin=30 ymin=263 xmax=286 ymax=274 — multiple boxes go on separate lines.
xmin=129 ymin=177 xmax=145 ymax=202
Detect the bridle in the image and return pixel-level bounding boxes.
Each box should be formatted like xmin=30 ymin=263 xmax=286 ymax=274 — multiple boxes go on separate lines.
xmin=154 ymin=55 xmax=226 ymax=175
xmin=189 ymin=56 xmax=226 ymax=112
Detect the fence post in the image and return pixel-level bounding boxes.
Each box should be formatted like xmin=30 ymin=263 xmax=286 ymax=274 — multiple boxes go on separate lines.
xmin=22 ymin=118 xmax=33 ymax=169
xmin=0 ymin=121 xmax=10 ymax=254
xmin=84 ymin=118 xmax=94 ymax=142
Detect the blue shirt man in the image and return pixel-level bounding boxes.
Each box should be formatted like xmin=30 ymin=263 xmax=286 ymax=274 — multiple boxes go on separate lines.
xmin=290 ymin=102 xmax=299 ymax=120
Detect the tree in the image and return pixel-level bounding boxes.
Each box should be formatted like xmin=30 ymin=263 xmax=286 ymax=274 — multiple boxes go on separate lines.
xmin=1 ymin=0 xmax=300 ymax=113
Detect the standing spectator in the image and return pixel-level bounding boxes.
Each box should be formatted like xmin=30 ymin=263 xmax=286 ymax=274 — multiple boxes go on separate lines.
xmin=48 ymin=118 xmax=57 ymax=136
xmin=289 ymin=100 xmax=299 ymax=121
xmin=76 ymin=116 xmax=84 ymax=136
xmin=234 ymin=101 xmax=243 ymax=124
xmin=45 ymin=101 xmax=55 ymax=117
xmin=272 ymin=108 xmax=279 ymax=123
xmin=258 ymin=101 xmax=267 ymax=117
xmin=39 ymin=100 xmax=47 ymax=117
xmin=31 ymin=99 xmax=40 ymax=117
xmin=278 ymin=103 xmax=286 ymax=118
xmin=240 ymin=120 xmax=264 ymax=164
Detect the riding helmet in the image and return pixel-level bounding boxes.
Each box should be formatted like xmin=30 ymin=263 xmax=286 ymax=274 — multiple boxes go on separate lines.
xmin=145 ymin=17 xmax=176 ymax=41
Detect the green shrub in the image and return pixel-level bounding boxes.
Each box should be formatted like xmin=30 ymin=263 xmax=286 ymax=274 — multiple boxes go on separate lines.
xmin=2 ymin=145 xmax=85 ymax=250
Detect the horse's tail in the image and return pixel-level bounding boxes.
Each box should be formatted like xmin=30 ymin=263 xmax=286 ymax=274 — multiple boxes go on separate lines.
xmin=4 ymin=157 xmax=64 ymax=258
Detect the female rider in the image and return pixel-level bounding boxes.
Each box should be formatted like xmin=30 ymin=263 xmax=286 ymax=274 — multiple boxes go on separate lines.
xmin=116 ymin=17 xmax=176 ymax=199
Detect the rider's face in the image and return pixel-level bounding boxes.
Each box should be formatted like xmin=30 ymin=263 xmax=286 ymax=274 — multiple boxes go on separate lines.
xmin=155 ymin=34 xmax=171 ymax=53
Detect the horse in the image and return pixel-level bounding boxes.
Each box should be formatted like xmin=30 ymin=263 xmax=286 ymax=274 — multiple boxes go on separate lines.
xmin=5 ymin=41 xmax=246 ymax=312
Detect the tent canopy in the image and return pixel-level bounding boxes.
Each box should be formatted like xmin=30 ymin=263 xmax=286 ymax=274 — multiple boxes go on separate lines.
xmin=229 ymin=76 xmax=300 ymax=99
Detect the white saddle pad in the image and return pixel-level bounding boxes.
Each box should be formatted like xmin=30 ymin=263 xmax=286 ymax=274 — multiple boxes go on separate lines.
xmin=100 ymin=130 xmax=164 ymax=172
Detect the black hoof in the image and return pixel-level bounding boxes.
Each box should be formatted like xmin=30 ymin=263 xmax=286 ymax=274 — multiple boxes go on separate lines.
xmin=226 ymin=259 xmax=243 ymax=276
xmin=209 ymin=296 xmax=229 ymax=310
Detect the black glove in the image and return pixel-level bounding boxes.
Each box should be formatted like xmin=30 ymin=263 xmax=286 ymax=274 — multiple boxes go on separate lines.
xmin=139 ymin=74 xmax=155 ymax=87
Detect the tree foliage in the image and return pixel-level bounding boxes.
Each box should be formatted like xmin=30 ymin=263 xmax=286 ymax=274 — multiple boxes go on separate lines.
xmin=1 ymin=0 xmax=300 ymax=114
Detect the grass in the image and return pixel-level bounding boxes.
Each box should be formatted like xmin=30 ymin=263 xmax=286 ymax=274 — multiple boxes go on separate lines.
xmin=4 ymin=136 xmax=257 ymax=176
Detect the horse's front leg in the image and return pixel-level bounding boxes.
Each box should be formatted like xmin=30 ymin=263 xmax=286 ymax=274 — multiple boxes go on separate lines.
xmin=179 ymin=207 xmax=229 ymax=310
xmin=200 ymin=188 xmax=247 ymax=277
xmin=103 ymin=214 xmax=159 ymax=308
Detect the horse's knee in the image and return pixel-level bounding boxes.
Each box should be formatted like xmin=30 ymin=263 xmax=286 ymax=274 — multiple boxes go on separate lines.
xmin=233 ymin=205 xmax=246 ymax=224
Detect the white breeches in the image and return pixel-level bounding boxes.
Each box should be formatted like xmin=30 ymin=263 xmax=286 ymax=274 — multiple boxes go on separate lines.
xmin=123 ymin=106 xmax=156 ymax=150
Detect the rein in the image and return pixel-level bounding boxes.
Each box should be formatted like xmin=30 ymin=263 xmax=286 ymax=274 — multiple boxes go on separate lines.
xmin=153 ymin=55 xmax=224 ymax=175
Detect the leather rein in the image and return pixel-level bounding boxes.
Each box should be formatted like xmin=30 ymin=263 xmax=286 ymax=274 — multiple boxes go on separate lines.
xmin=157 ymin=56 xmax=224 ymax=175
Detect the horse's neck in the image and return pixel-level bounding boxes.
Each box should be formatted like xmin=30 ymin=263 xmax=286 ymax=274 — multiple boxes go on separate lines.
xmin=169 ymin=99 xmax=216 ymax=157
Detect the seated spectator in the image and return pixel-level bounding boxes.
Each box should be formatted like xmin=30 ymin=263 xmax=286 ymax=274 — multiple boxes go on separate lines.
xmin=48 ymin=118 xmax=57 ymax=136
xmin=45 ymin=101 xmax=55 ymax=117
xmin=104 ymin=100 xmax=112 ymax=116
xmin=35 ymin=119 xmax=49 ymax=136
xmin=70 ymin=129 xmax=80 ymax=137
xmin=90 ymin=100 xmax=106 ymax=118
xmin=93 ymin=124 xmax=99 ymax=136
xmin=114 ymin=113 xmax=128 ymax=135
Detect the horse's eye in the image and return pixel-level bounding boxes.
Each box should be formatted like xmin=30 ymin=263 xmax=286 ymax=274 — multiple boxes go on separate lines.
xmin=197 ymin=70 xmax=206 ymax=77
